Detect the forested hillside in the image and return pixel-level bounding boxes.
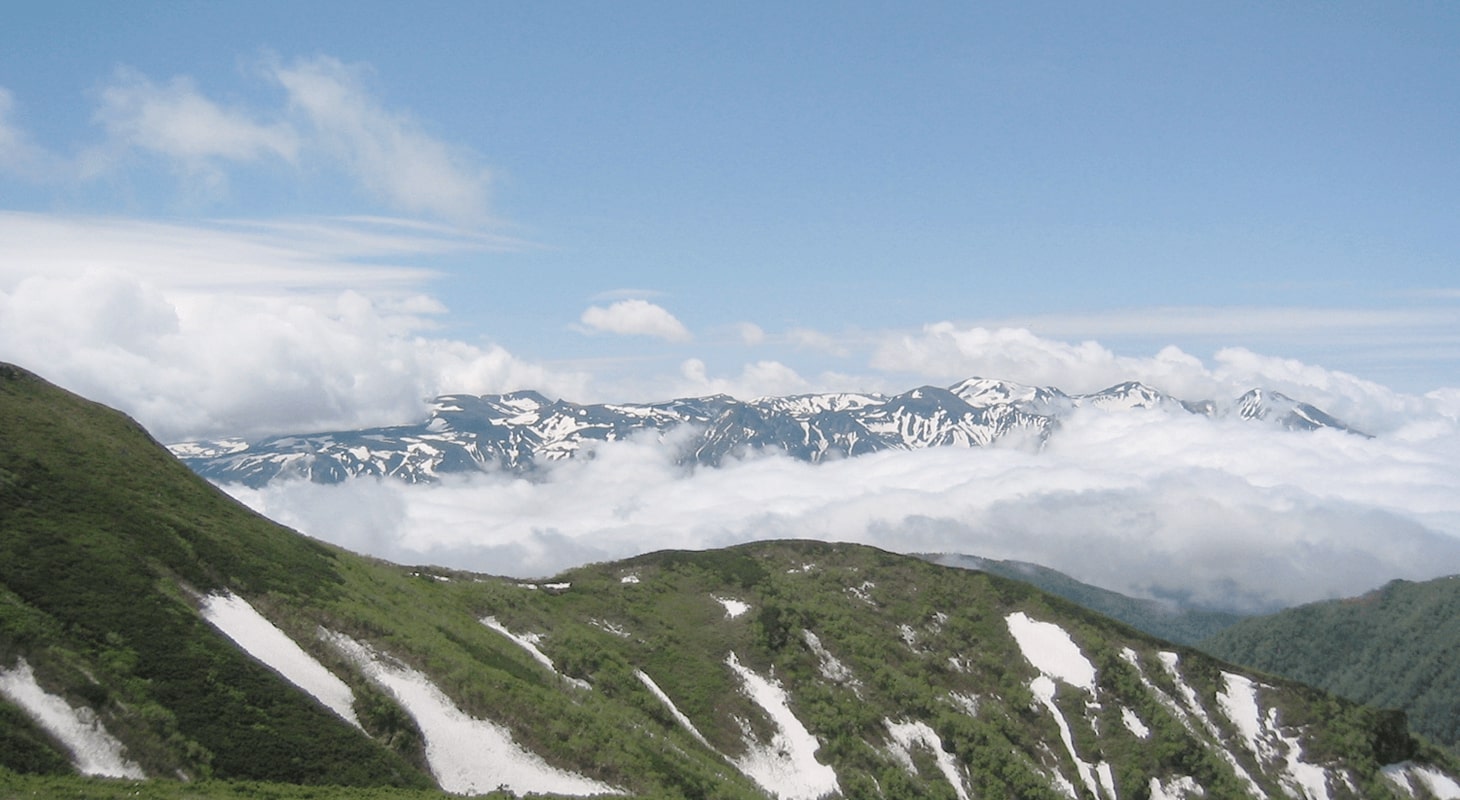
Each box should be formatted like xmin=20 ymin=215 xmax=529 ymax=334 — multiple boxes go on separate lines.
xmin=1201 ymin=576 xmax=1460 ymax=753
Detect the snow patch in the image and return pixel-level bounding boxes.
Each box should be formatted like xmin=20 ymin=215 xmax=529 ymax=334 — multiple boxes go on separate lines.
xmin=1121 ymin=706 xmax=1151 ymax=738
xmin=1149 ymin=775 xmax=1206 ymax=799
xmin=846 ymin=581 xmax=876 ymax=605
xmin=0 ymin=658 xmax=145 ymax=779
xmin=715 ymin=596 xmax=751 ymax=619
xmin=323 ymin=630 xmax=619 ymax=796
xmin=1384 ymin=762 xmax=1460 ymax=799
xmin=199 ymin=592 xmax=361 ymax=728
xmin=590 ymin=618 xmax=631 ymax=638
xmin=802 ymin=630 xmax=860 ymax=692
xmin=947 ymin=691 xmax=980 ymax=717
xmin=724 ymin=652 xmax=840 ymax=800
xmin=1005 ymin=612 xmax=1096 ymax=692
xmin=884 ymin=719 xmax=970 ymax=800
xmin=481 ymin=616 xmax=591 ymax=690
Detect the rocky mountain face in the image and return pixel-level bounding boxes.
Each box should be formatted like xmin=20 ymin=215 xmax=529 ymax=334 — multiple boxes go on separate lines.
xmin=1 ymin=362 xmax=1453 ymax=799
xmin=169 ymin=378 xmax=1365 ymax=487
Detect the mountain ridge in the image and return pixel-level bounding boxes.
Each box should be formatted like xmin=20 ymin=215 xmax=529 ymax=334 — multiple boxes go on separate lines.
xmin=170 ymin=378 xmax=1366 ymax=487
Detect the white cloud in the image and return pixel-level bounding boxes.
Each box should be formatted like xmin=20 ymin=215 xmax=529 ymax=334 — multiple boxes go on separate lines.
xmin=676 ymin=358 xmax=813 ymax=399
xmin=93 ymin=67 xmax=299 ymax=189
xmin=266 ymin=55 xmax=491 ymax=223
xmin=736 ymin=322 xmax=766 ymax=345
xmin=6 ymin=56 xmax=492 ymax=223
xmin=870 ymin=323 xmax=1454 ymax=435
xmin=0 ymin=214 xmax=581 ymax=441
xmin=230 ymin=405 xmax=1460 ymax=612
xmin=579 ymin=299 xmax=691 ymax=342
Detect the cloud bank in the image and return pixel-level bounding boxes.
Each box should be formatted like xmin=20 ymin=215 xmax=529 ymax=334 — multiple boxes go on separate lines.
xmin=0 ymin=213 xmax=580 ymax=441
xmin=229 ymin=401 xmax=1460 ymax=613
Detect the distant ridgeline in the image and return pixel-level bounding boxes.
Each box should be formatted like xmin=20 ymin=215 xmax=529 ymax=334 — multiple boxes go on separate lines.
xmin=170 ymin=378 xmax=1365 ymax=487
xmin=3 ymin=361 xmax=1456 ymax=799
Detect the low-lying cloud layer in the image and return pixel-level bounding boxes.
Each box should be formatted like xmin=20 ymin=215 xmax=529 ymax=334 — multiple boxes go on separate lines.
xmin=228 ymin=403 xmax=1460 ymax=614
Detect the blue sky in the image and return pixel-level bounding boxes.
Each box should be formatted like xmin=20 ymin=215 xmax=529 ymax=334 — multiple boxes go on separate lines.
xmin=1 ymin=2 xmax=1458 ymax=440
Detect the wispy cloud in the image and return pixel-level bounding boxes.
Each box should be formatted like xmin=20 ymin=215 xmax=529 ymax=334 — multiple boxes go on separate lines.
xmin=91 ymin=67 xmax=298 ymax=193
xmin=578 ymin=299 xmax=692 ymax=342
xmin=0 ymin=87 xmax=63 ymax=180
xmin=4 ymin=55 xmax=494 ymax=223
xmin=265 ymin=55 xmax=492 ymax=224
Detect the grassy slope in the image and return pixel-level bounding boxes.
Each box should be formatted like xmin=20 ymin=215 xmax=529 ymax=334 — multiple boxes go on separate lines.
xmin=0 ymin=363 xmax=758 ymax=797
xmin=1200 ymin=576 xmax=1460 ymax=752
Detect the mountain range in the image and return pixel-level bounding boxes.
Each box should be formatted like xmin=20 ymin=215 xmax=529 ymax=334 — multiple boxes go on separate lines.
xmin=169 ymin=379 xmax=1364 ymax=487
xmin=3 ymin=361 xmax=1455 ymax=799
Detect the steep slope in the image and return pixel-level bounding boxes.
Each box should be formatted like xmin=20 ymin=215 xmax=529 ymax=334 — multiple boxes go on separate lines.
xmin=1200 ymin=576 xmax=1460 ymax=753
xmin=170 ymin=379 xmax=1363 ymax=487
xmin=925 ymin=554 xmax=1247 ymax=645
xmin=2 ymin=362 xmax=1455 ymax=799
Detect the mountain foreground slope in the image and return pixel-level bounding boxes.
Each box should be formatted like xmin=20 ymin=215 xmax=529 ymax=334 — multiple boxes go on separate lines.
xmin=2 ymin=361 xmax=1457 ymax=799
xmin=1201 ymin=576 xmax=1460 ymax=755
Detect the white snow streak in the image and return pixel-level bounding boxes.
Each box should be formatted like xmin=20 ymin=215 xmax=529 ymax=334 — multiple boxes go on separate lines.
xmin=635 ymin=669 xmax=713 ymax=749
xmin=0 ymin=659 xmax=145 ymax=778
xmin=1138 ymin=650 xmax=1265 ymax=799
xmin=1005 ymin=612 xmax=1097 ymax=692
xmin=724 ymin=652 xmax=840 ymax=800
xmin=199 ymin=592 xmax=361 ymax=728
xmin=1383 ymin=762 xmax=1460 ymax=799
xmin=884 ymin=718 xmax=970 ymax=800
xmin=323 ymin=630 xmax=620 ymax=796
xmin=1031 ymin=675 xmax=1103 ymax=799
xmin=481 ymin=615 xmax=590 ymax=690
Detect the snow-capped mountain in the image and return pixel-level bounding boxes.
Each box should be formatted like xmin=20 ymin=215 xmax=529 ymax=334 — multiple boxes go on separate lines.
xmin=169 ymin=378 xmax=1366 ymax=487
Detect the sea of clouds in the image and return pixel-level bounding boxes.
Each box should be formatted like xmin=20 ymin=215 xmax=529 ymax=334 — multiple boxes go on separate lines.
xmin=226 ymin=397 xmax=1460 ymax=614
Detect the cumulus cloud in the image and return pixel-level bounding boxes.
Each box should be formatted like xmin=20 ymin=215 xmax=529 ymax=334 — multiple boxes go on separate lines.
xmin=0 ymin=214 xmax=581 ymax=441
xmin=579 ymin=299 xmax=692 ymax=342
xmin=230 ymin=405 xmax=1460 ymax=612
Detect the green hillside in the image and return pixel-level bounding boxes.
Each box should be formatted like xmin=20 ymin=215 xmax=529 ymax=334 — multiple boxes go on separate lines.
xmin=3 ymin=361 xmax=1458 ymax=799
xmin=1201 ymin=575 xmax=1460 ymax=753
xmin=925 ymin=554 xmax=1246 ymax=645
